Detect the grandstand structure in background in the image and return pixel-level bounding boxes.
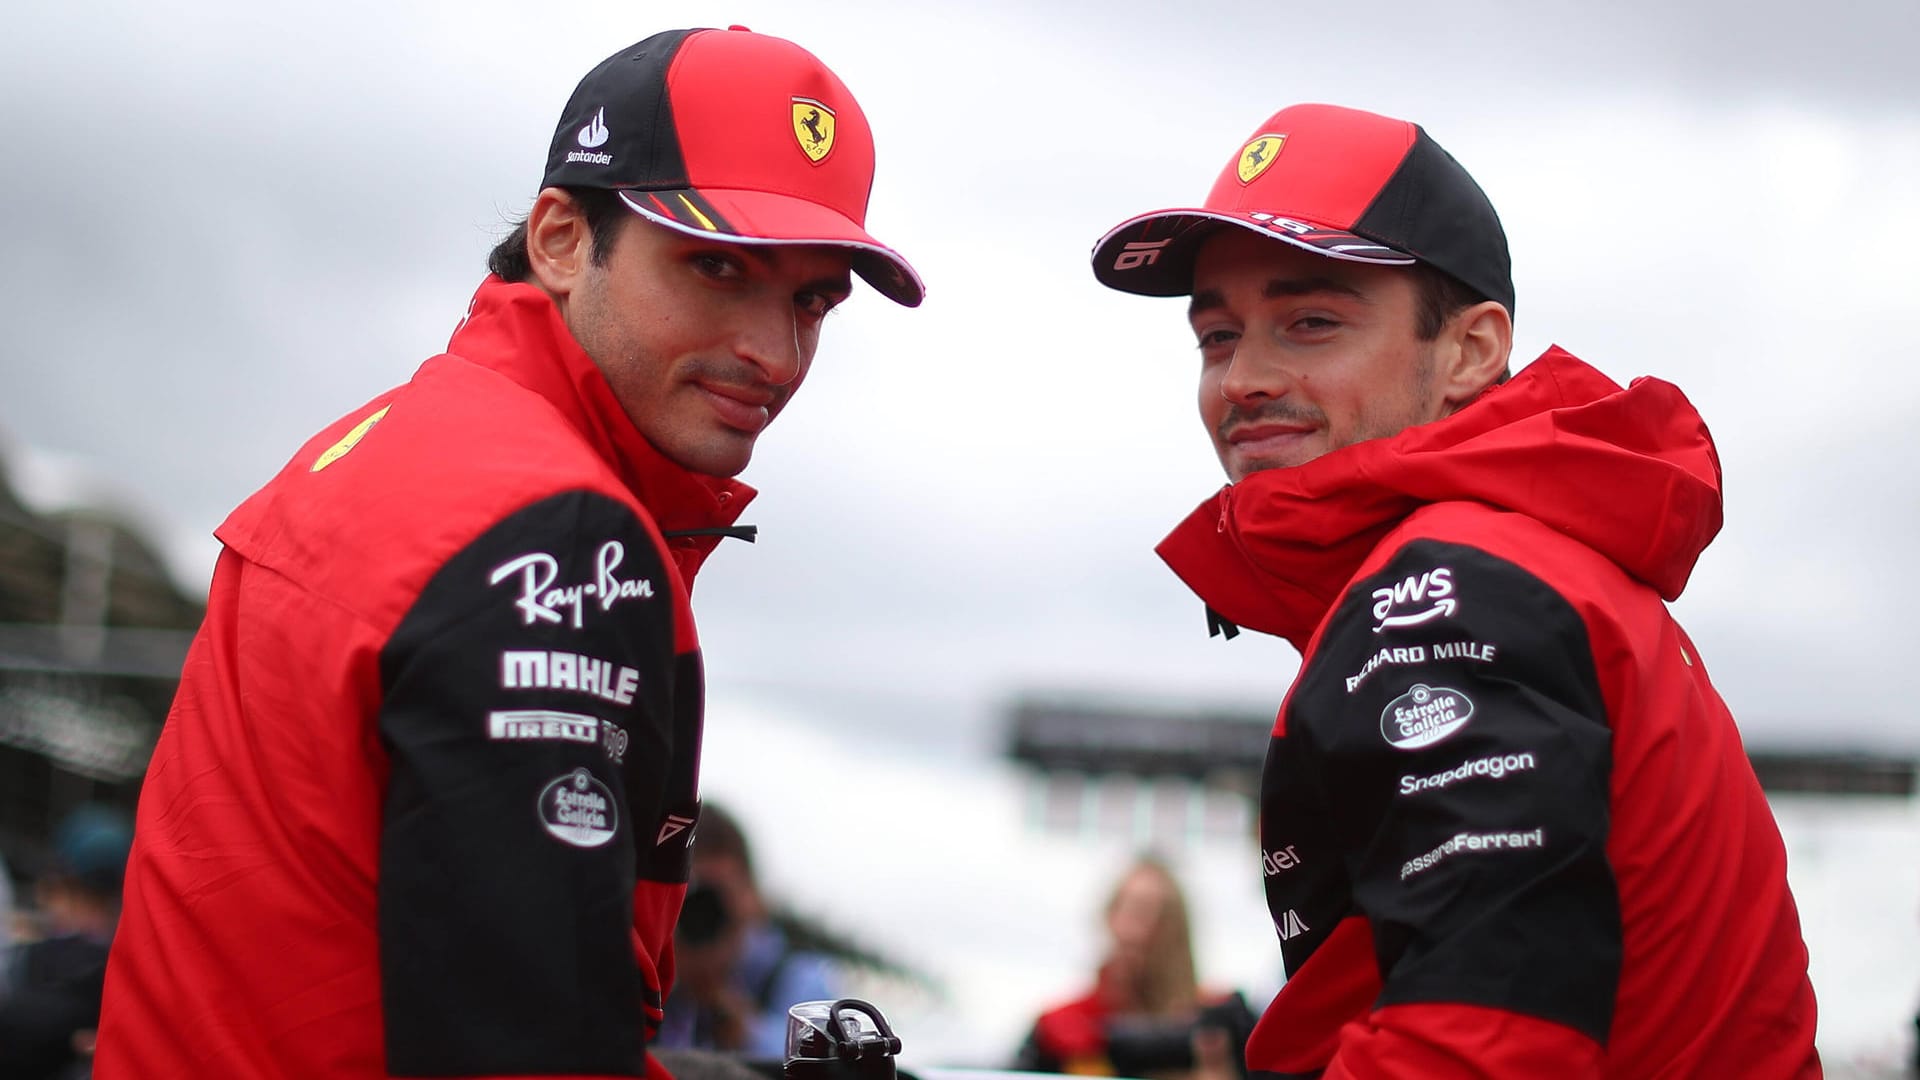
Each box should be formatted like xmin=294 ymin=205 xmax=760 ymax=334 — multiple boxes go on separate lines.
xmin=1003 ymin=695 xmax=1918 ymax=847
xmin=0 ymin=434 xmax=200 ymax=880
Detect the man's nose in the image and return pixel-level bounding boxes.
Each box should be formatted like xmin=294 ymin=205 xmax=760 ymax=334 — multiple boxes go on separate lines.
xmin=1219 ymin=339 xmax=1289 ymax=404
xmin=734 ymin=308 xmax=804 ymax=386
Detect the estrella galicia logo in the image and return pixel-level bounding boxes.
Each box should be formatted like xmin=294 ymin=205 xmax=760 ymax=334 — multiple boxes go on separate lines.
xmin=1380 ymin=683 xmax=1475 ymax=750
xmin=538 ymin=768 xmax=618 ymax=848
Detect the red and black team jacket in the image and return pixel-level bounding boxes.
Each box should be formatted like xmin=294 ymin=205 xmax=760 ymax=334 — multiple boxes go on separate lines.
xmin=1159 ymin=349 xmax=1821 ymax=1079
xmin=96 ymin=278 xmax=750 ymax=1079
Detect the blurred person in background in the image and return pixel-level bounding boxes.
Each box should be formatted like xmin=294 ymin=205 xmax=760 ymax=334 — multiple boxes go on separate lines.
xmin=94 ymin=24 xmax=921 ymax=1080
xmin=1013 ymin=856 xmax=1252 ymax=1079
xmin=0 ymin=803 xmax=132 ymax=1080
xmin=1089 ymin=102 xmax=1818 ymax=1077
xmin=657 ymin=804 xmax=838 ymax=1059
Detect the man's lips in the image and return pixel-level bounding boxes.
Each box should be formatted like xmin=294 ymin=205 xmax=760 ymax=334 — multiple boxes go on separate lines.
xmin=1226 ymin=422 xmax=1315 ymax=452
xmin=696 ymin=381 xmax=776 ymax=433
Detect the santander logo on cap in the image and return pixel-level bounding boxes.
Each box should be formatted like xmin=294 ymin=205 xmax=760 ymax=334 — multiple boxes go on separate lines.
xmin=577 ymin=107 xmax=609 ymax=149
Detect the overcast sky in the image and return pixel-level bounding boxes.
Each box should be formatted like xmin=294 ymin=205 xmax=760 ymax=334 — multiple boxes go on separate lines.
xmin=3 ymin=0 xmax=1917 ymax=753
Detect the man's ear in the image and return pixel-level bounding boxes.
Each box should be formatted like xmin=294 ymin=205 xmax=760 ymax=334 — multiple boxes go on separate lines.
xmin=525 ymin=187 xmax=596 ymax=301
xmin=1436 ymin=300 xmax=1514 ymax=411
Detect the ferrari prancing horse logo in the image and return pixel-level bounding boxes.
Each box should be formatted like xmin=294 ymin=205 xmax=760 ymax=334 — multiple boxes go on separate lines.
xmin=791 ymin=97 xmax=836 ymax=164
xmin=1237 ymin=133 xmax=1285 ymax=184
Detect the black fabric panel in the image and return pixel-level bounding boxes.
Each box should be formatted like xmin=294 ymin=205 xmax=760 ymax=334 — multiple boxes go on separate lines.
xmin=1352 ymin=129 xmax=1514 ymax=314
xmin=1282 ymin=540 xmax=1619 ymax=1043
xmin=1260 ymin=731 xmax=1356 ymax=978
xmin=639 ymin=650 xmax=704 ymax=883
xmin=377 ymin=490 xmax=679 ymax=1077
xmin=543 ymin=29 xmax=695 ymax=191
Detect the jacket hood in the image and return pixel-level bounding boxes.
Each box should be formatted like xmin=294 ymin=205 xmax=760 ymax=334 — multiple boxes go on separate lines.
xmin=1157 ymin=347 xmax=1724 ymax=649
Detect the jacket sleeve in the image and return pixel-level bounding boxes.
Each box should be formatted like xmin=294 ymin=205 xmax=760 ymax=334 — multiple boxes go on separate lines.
xmin=375 ymin=490 xmax=682 ymax=1078
xmin=1288 ymin=540 xmax=1620 ymax=1077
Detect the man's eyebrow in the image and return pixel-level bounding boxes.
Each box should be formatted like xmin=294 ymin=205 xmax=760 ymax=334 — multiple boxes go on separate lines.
xmin=736 ymin=244 xmax=853 ymax=296
xmin=1188 ymin=288 xmax=1225 ymax=320
xmin=1263 ymin=276 xmax=1367 ymax=302
xmin=804 ymin=274 xmax=854 ymax=299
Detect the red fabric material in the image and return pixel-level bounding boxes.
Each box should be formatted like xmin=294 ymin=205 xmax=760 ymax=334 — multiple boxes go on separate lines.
xmin=1322 ymin=1004 xmax=1601 ymax=1080
xmin=670 ymin=29 xmax=874 ymax=224
xmin=1161 ymin=349 xmax=1820 ymax=1078
xmin=1203 ymin=105 xmax=1415 ymax=227
xmin=1245 ymin=917 xmax=1382 ymax=1076
xmin=1032 ymin=987 xmax=1113 ymax=1068
xmin=96 ymin=279 xmax=747 ymax=1079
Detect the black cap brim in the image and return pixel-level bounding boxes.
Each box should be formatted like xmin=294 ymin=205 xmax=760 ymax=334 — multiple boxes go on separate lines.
xmin=1091 ymin=208 xmax=1415 ymax=297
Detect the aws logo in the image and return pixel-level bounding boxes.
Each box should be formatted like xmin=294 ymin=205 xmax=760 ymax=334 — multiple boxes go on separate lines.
xmin=791 ymin=97 xmax=836 ymax=164
xmin=1371 ymin=567 xmax=1455 ymax=632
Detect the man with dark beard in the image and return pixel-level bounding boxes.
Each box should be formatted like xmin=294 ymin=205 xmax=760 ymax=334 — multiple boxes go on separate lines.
xmin=97 ymin=26 xmax=920 ymax=1080
xmin=1089 ymin=103 xmax=1819 ymax=1078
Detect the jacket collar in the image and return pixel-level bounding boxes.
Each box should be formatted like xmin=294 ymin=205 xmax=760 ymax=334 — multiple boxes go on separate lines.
xmin=448 ymin=277 xmax=755 ymax=578
xmin=1157 ymin=347 xmax=1724 ymax=650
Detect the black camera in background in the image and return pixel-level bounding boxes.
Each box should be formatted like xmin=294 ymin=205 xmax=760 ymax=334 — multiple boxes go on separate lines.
xmin=676 ymin=881 xmax=734 ymax=947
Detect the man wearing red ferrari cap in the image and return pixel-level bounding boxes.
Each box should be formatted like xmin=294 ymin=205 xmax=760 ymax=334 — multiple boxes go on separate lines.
xmin=1092 ymin=104 xmax=1820 ymax=1077
xmin=95 ymin=27 xmax=920 ymax=1079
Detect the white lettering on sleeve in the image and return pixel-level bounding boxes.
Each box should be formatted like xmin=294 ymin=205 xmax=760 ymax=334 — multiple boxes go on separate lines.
xmin=498 ymin=650 xmax=642 ymax=706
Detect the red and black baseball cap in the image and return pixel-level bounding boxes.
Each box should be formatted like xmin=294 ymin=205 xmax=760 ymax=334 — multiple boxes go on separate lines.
xmin=1091 ymin=104 xmax=1512 ymax=313
xmin=543 ymin=27 xmax=923 ymax=307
